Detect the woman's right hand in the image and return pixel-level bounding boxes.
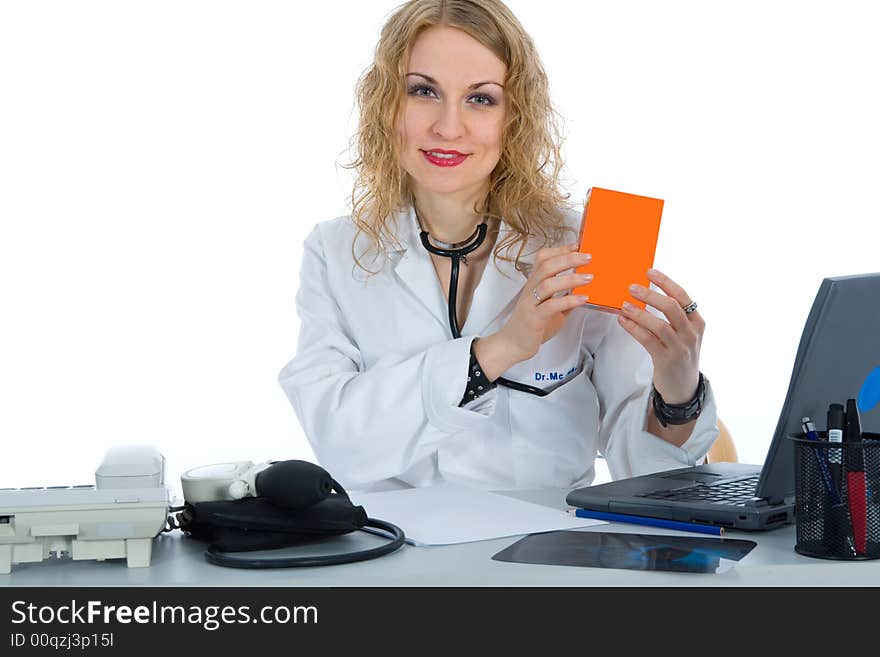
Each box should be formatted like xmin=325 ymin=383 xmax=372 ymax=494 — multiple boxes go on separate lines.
xmin=496 ymin=242 xmax=593 ymax=362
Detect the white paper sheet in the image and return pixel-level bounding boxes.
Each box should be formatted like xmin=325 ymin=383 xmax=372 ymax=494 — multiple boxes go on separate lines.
xmin=349 ymin=483 xmax=604 ymax=546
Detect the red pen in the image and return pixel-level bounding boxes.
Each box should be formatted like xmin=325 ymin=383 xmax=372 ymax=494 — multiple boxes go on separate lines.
xmin=844 ymin=398 xmax=866 ymax=555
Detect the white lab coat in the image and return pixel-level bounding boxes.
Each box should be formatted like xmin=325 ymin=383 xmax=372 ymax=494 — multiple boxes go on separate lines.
xmin=279 ymin=204 xmax=719 ymax=492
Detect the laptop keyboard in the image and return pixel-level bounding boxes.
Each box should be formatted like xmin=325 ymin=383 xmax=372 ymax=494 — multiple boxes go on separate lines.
xmin=637 ymin=475 xmax=761 ymax=506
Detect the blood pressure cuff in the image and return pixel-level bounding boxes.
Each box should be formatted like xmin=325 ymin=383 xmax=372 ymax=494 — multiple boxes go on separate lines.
xmin=178 ymin=494 xmax=368 ymax=552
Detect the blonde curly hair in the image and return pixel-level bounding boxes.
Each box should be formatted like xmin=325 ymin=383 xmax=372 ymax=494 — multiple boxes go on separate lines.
xmin=342 ymin=0 xmax=575 ymax=274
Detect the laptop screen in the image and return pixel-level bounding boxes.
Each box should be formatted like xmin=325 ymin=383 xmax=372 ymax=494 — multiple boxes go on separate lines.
xmin=756 ymin=273 xmax=880 ymax=503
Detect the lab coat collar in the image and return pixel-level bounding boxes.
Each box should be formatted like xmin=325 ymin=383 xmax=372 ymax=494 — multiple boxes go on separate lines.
xmin=390 ymin=205 xmax=537 ymax=337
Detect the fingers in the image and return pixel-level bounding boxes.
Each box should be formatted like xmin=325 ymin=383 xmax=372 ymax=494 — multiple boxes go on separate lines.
xmin=533 ymin=272 xmax=593 ymax=304
xmin=646 ymin=268 xmax=688 ymax=304
xmin=646 ymin=269 xmax=705 ymax=330
xmin=620 ymin=301 xmax=679 ymax=348
xmin=620 ymin=268 xmax=705 ymax=359
xmin=537 ymin=292 xmax=590 ymax=317
xmin=532 ymin=242 xmax=579 ymax=268
xmin=617 ymin=314 xmax=663 ymax=357
xmin=629 ymin=272 xmax=705 ymax=335
xmin=628 ymin=284 xmax=692 ymax=335
xmin=531 ymin=244 xmax=592 ymax=286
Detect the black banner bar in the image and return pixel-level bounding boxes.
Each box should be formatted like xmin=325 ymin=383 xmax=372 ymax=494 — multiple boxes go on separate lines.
xmin=1 ymin=586 xmax=876 ymax=653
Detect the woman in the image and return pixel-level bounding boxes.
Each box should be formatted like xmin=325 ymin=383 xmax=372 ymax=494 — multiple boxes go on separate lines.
xmin=279 ymin=0 xmax=719 ymax=492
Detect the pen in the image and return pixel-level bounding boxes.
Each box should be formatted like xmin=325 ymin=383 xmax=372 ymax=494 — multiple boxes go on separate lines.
xmin=568 ymin=508 xmax=724 ymax=536
xmin=801 ymin=417 xmax=842 ymax=505
xmin=826 ymin=403 xmax=845 ymax=492
xmin=802 ymin=416 xmax=856 ymax=556
xmin=844 ymin=399 xmax=867 ymax=555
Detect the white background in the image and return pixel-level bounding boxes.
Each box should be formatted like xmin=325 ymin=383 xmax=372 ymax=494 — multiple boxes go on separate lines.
xmin=1 ymin=1 xmax=878 ymax=495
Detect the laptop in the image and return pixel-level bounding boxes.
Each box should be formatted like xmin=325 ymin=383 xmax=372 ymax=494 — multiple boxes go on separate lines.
xmin=566 ymin=273 xmax=880 ymax=531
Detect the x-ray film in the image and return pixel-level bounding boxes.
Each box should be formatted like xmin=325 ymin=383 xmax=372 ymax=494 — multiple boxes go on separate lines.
xmin=492 ymin=530 xmax=757 ymax=574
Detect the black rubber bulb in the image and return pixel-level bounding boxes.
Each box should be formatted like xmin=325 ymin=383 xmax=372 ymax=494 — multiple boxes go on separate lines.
xmin=254 ymin=460 xmax=335 ymax=510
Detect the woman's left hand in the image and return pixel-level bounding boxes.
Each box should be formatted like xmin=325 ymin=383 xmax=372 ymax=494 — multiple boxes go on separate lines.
xmin=618 ymin=268 xmax=705 ymax=404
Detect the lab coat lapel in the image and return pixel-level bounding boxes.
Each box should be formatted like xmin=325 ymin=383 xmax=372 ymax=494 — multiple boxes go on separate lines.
xmin=391 ymin=206 xmax=453 ymax=334
xmin=390 ymin=206 xmax=535 ymax=337
xmin=462 ymin=234 xmax=529 ymax=336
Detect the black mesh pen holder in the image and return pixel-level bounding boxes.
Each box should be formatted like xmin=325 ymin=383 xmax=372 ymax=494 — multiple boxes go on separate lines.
xmin=790 ymin=432 xmax=880 ymax=560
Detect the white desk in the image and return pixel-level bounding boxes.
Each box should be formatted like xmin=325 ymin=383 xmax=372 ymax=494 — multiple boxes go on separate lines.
xmin=3 ymin=489 xmax=876 ymax=586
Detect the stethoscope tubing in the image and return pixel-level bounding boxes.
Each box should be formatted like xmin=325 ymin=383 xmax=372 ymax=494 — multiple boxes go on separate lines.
xmin=419 ymin=224 xmax=548 ymax=397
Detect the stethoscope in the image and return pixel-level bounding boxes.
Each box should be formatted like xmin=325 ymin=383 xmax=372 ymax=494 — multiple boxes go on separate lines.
xmin=415 ymin=209 xmax=549 ymax=397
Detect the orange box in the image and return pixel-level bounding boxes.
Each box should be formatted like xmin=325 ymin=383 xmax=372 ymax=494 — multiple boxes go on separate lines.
xmin=571 ymin=187 xmax=664 ymax=312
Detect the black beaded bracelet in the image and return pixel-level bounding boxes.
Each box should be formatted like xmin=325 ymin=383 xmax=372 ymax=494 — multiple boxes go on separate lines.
xmin=458 ymin=339 xmax=497 ymax=407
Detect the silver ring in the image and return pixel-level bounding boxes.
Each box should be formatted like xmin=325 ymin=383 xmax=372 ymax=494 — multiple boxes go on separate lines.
xmin=533 ymin=287 xmax=542 ymax=303
xmin=682 ymin=301 xmax=698 ymax=314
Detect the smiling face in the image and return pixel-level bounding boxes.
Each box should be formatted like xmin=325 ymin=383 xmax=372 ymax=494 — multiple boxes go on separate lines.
xmin=396 ymin=25 xmax=507 ymax=201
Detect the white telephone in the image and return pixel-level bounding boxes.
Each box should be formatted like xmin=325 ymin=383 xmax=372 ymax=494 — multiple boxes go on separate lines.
xmin=0 ymin=445 xmax=170 ymax=574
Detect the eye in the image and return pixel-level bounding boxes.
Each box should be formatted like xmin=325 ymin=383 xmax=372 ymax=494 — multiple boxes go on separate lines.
xmin=470 ymin=93 xmax=496 ymax=107
xmin=408 ymin=84 xmax=438 ymax=99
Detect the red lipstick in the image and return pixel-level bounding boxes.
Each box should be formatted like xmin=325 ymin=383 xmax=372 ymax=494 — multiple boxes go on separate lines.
xmin=421 ymin=149 xmax=469 ymax=167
